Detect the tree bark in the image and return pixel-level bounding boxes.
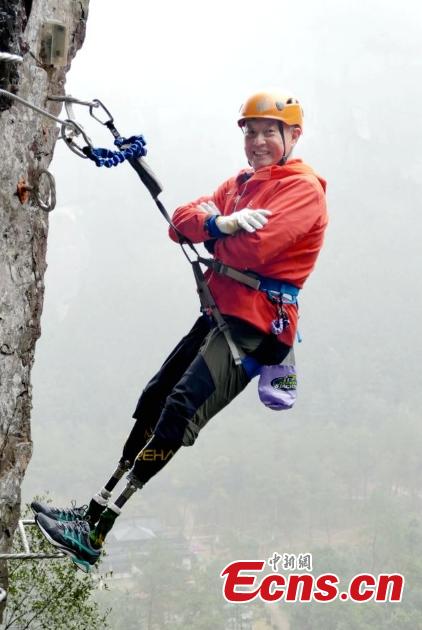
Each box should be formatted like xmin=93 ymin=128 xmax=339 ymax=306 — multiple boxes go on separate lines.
xmin=0 ymin=0 xmax=89 ymax=618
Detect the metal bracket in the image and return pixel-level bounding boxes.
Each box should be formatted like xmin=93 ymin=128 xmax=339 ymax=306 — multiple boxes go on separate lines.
xmin=0 ymin=519 xmax=64 ymax=560
xmin=16 ymin=169 xmax=56 ymax=212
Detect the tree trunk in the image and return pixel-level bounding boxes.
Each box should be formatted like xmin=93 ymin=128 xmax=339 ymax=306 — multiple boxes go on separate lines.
xmin=0 ymin=0 xmax=89 ymax=618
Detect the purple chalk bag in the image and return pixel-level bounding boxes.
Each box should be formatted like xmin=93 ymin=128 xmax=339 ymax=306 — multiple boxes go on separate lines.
xmin=258 ymin=348 xmax=297 ymax=411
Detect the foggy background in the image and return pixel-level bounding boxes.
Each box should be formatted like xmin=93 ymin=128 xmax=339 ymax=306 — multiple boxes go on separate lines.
xmin=21 ymin=0 xmax=422 ymax=627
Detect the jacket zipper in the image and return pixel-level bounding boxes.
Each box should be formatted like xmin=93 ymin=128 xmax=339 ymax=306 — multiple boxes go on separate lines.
xmin=233 ymin=180 xmax=251 ymax=213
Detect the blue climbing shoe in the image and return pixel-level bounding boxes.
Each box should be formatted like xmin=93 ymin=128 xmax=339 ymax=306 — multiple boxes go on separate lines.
xmin=35 ymin=513 xmax=101 ymax=573
xmin=31 ymin=500 xmax=88 ymax=523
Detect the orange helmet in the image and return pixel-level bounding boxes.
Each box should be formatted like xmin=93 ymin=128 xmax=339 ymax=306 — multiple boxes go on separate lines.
xmin=238 ymin=91 xmax=303 ymax=130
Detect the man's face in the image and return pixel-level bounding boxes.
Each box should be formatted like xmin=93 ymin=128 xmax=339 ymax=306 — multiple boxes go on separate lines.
xmin=243 ymin=118 xmax=294 ymax=170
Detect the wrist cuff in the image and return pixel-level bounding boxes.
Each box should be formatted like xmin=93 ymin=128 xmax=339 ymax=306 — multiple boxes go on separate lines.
xmin=204 ymin=215 xmax=226 ymax=238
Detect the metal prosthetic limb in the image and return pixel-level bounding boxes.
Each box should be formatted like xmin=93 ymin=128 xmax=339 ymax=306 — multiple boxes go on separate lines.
xmin=90 ymin=435 xmax=181 ymax=546
xmin=89 ymin=478 xmax=141 ymax=548
xmin=85 ymin=459 xmax=131 ymax=525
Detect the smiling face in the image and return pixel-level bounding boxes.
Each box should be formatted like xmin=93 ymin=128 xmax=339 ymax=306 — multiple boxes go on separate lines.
xmin=243 ymin=118 xmax=300 ymax=170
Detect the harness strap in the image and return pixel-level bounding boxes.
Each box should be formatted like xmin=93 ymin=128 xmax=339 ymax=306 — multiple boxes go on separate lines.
xmin=197 ymin=256 xmax=300 ymax=301
xmin=192 ymin=261 xmax=243 ymax=366
xmin=198 ymin=256 xmax=260 ymax=289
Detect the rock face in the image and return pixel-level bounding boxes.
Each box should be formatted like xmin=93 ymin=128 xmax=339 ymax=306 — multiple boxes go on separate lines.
xmin=0 ymin=0 xmax=89 ymax=617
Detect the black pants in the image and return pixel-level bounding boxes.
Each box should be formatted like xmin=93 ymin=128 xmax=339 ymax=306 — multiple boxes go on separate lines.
xmin=121 ymin=315 xmax=290 ymax=465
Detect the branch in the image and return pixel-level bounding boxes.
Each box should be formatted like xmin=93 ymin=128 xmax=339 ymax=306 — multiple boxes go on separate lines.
xmin=20 ymin=578 xmax=72 ymax=630
xmin=4 ymin=580 xmax=39 ymax=628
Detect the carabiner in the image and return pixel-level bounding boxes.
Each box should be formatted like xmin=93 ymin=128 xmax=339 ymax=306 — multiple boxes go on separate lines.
xmin=60 ymin=119 xmax=93 ymax=158
xmin=89 ymin=98 xmax=114 ymax=126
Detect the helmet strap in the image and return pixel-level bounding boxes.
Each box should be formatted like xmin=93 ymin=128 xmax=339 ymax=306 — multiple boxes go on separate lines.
xmin=278 ymin=122 xmax=288 ymax=166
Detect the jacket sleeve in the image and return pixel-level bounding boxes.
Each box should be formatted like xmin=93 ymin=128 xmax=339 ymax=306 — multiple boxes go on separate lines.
xmin=214 ymin=178 xmax=327 ymax=269
xmin=168 ymin=178 xmax=233 ymax=243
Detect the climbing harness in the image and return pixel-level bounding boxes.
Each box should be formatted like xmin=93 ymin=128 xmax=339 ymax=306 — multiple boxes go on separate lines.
xmin=0 ymin=519 xmax=64 ymax=561
xmin=195 ymin=256 xmax=299 ymax=337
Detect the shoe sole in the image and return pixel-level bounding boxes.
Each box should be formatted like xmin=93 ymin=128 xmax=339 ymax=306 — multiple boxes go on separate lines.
xmin=35 ymin=516 xmax=96 ymax=574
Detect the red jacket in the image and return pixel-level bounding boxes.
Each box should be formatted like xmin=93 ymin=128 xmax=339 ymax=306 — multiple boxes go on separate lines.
xmin=169 ymin=159 xmax=328 ymax=346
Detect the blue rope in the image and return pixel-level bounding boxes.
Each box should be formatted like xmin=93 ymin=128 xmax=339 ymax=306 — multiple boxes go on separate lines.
xmin=82 ymin=134 xmax=147 ymax=167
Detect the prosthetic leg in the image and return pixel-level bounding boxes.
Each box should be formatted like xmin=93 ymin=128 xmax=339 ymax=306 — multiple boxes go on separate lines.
xmin=84 ymin=421 xmax=156 ymax=525
xmin=89 ymin=434 xmax=181 ymax=547
xmin=84 ymin=459 xmax=132 ymax=525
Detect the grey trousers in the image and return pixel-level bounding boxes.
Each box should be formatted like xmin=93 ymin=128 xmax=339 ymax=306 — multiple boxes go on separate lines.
xmin=122 ymin=315 xmax=289 ymax=462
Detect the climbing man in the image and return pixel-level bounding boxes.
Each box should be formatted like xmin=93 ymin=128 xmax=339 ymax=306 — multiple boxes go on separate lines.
xmin=33 ymin=91 xmax=328 ymax=572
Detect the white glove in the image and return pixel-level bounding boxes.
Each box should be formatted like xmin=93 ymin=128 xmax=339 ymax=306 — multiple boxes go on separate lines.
xmin=216 ymin=208 xmax=271 ymax=235
xmin=197 ymin=200 xmax=221 ymax=216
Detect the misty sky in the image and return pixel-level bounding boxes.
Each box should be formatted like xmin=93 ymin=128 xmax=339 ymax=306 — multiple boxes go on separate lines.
xmin=23 ymin=0 xmax=422 ymax=501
